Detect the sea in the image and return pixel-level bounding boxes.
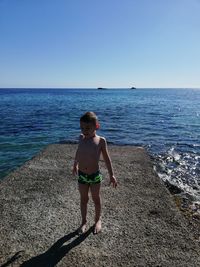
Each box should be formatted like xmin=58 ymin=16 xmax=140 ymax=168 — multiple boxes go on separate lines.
xmin=0 ymin=88 xmax=200 ymax=201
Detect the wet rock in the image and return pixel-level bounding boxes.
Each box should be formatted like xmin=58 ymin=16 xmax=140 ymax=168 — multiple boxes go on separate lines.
xmin=164 ymin=180 xmax=183 ymax=194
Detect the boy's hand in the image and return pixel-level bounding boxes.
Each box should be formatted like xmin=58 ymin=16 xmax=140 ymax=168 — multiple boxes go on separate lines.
xmin=109 ymin=175 xmax=117 ymax=188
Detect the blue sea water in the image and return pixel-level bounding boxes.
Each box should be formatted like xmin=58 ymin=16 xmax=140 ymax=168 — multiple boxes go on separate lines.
xmin=0 ymin=88 xmax=200 ymax=199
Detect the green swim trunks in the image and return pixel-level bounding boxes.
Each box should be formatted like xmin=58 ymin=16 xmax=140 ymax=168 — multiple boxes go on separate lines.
xmin=78 ymin=170 xmax=103 ymax=184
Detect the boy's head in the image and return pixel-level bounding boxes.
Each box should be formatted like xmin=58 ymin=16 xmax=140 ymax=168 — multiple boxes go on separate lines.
xmin=80 ymin=112 xmax=100 ymax=136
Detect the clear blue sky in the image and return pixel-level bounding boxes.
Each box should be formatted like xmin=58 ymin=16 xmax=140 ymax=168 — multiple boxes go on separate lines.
xmin=0 ymin=0 xmax=200 ymax=88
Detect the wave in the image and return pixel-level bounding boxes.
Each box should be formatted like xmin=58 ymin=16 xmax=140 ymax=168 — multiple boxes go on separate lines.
xmin=152 ymin=146 xmax=200 ymax=201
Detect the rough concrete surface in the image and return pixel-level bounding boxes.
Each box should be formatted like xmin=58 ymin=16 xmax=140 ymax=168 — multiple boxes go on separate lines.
xmin=0 ymin=144 xmax=200 ymax=267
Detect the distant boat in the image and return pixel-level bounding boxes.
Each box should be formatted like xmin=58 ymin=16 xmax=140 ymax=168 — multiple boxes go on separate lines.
xmin=130 ymin=87 xmax=136 ymax=89
xmin=97 ymin=87 xmax=107 ymax=90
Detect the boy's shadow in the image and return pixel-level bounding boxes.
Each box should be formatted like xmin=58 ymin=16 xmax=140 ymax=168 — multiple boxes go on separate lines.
xmin=20 ymin=226 xmax=94 ymax=267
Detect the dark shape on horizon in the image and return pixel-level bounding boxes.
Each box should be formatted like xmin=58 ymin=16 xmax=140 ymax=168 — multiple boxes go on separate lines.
xmin=131 ymin=87 xmax=136 ymax=89
xmin=97 ymin=87 xmax=107 ymax=90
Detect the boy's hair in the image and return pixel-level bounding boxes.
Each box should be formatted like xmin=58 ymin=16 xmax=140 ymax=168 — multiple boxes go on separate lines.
xmin=80 ymin=112 xmax=99 ymax=126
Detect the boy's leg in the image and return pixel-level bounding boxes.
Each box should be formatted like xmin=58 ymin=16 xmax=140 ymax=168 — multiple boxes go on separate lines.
xmin=90 ymin=183 xmax=101 ymax=234
xmin=78 ymin=183 xmax=90 ymax=233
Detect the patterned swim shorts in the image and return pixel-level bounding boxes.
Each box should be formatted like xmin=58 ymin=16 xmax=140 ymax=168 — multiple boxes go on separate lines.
xmin=78 ymin=170 xmax=103 ymax=184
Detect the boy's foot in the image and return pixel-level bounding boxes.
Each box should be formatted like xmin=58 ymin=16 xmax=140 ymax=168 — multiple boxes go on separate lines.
xmin=94 ymin=220 xmax=102 ymax=234
xmin=78 ymin=222 xmax=87 ymax=234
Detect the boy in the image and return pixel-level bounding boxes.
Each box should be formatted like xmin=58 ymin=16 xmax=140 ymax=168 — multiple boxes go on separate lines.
xmin=73 ymin=111 xmax=117 ymax=234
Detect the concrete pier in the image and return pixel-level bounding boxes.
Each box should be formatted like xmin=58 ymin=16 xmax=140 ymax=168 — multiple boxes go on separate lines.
xmin=0 ymin=144 xmax=200 ymax=266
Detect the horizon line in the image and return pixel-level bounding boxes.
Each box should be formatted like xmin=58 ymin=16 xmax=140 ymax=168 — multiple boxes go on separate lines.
xmin=0 ymin=87 xmax=200 ymax=90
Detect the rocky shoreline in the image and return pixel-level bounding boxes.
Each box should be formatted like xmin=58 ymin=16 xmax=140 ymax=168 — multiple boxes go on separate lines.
xmin=0 ymin=144 xmax=200 ymax=266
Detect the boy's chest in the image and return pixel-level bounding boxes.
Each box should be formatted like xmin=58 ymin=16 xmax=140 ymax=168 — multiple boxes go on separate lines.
xmin=79 ymin=139 xmax=101 ymax=155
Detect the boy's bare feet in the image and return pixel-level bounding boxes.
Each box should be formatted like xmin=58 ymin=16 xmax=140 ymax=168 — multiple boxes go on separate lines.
xmin=78 ymin=222 xmax=87 ymax=234
xmin=94 ymin=220 xmax=102 ymax=234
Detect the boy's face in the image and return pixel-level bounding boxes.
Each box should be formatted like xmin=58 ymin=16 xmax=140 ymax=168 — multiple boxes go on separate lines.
xmin=80 ymin=121 xmax=96 ymax=137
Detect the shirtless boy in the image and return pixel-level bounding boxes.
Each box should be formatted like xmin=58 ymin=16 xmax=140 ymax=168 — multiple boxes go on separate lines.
xmin=73 ymin=111 xmax=117 ymax=234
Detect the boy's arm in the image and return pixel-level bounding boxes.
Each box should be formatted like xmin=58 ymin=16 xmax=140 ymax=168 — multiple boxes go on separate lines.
xmin=101 ymin=138 xmax=117 ymax=188
xmin=72 ymin=135 xmax=83 ymax=175
xmin=72 ymin=150 xmax=79 ymax=176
